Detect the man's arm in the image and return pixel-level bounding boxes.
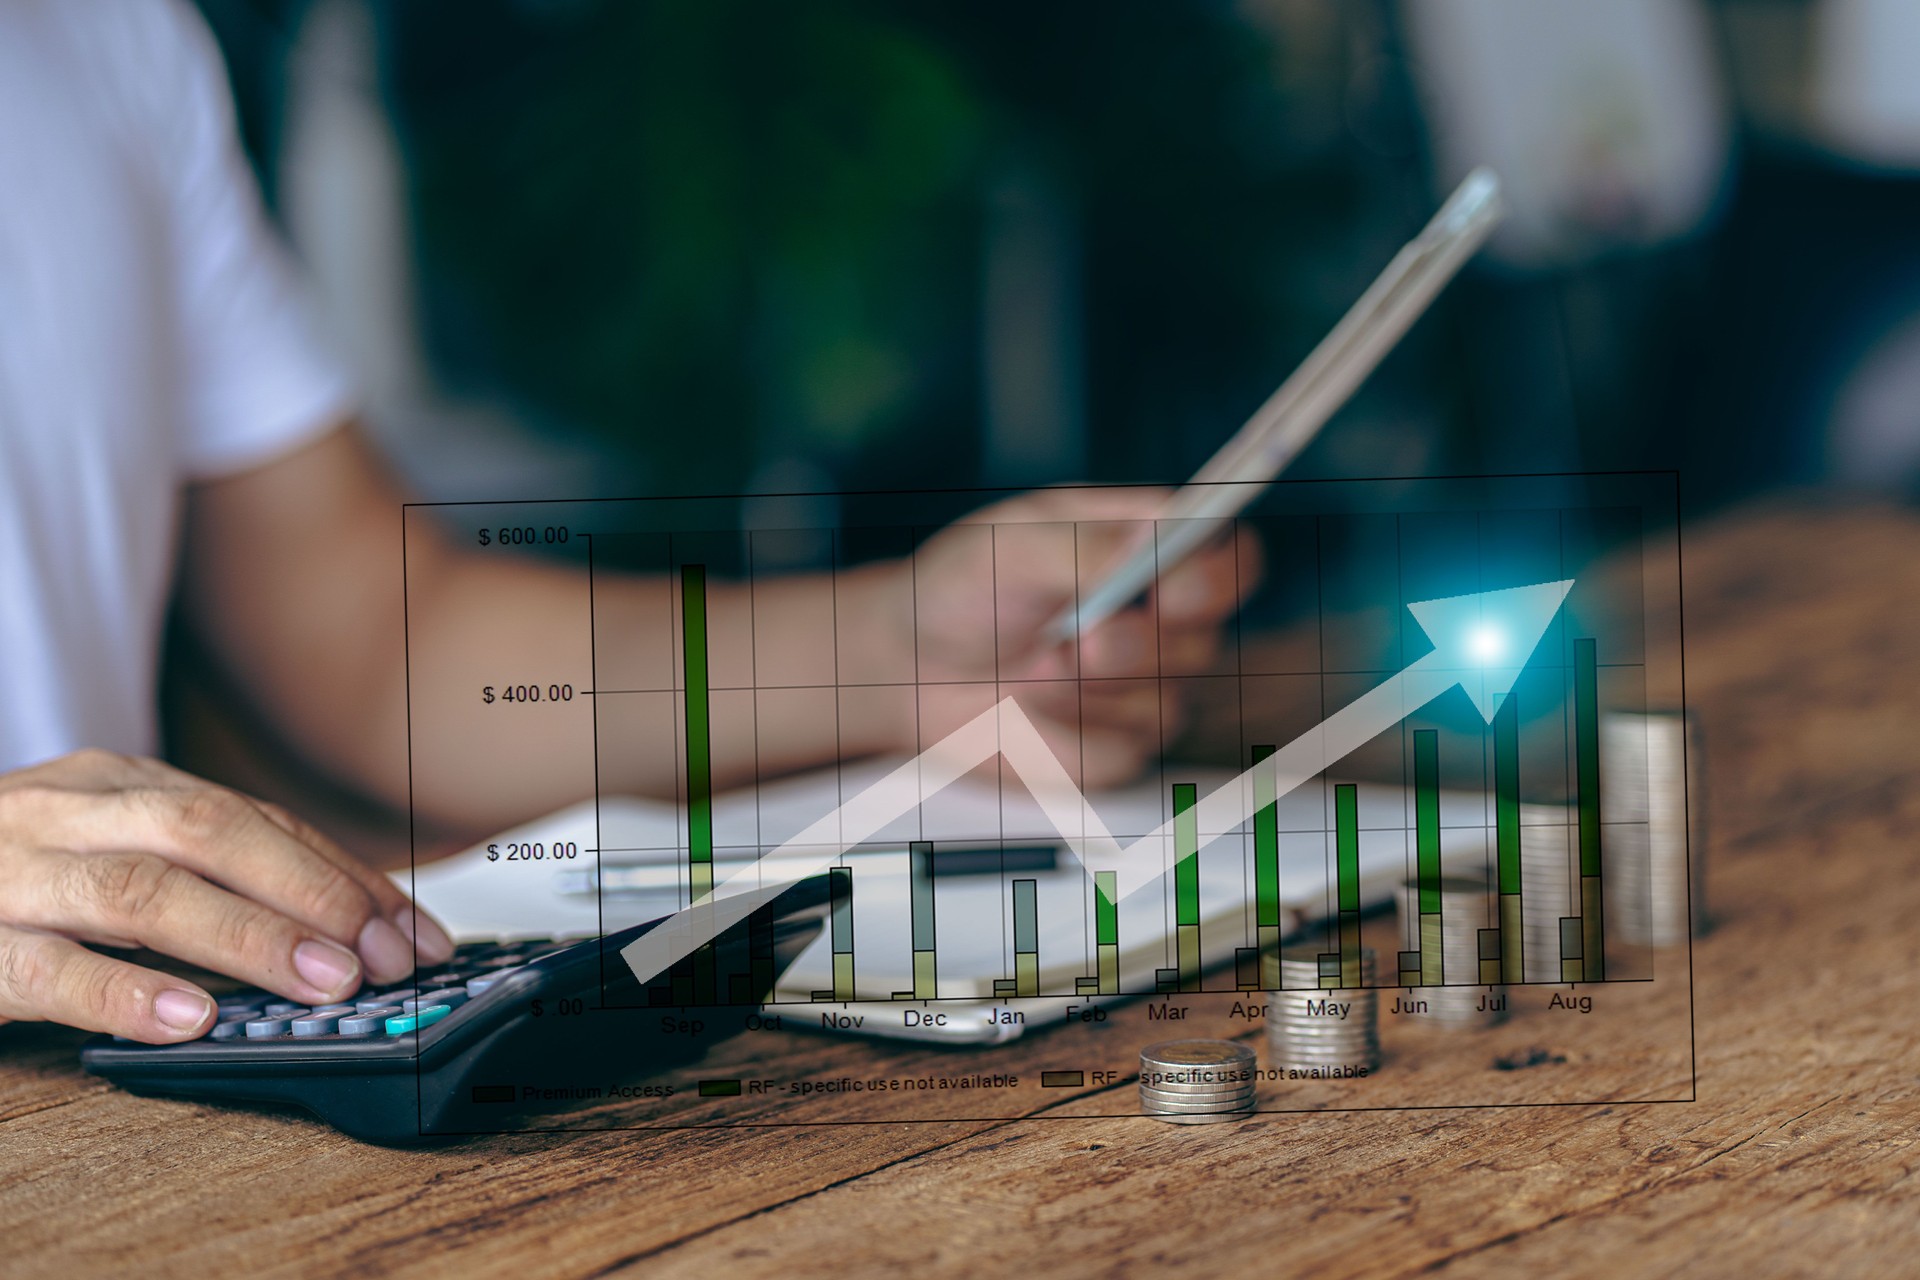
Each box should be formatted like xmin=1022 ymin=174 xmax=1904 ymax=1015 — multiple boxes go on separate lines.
xmin=176 ymin=425 xmax=924 ymax=833
xmin=178 ymin=424 xmax=1252 ymax=839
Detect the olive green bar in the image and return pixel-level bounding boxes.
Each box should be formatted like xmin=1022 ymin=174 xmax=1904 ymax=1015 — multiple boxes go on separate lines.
xmin=1499 ymin=892 xmax=1524 ymax=984
xmin=1339 ymin=910 xmax=1363 ymax=988
xmin=1582 ymin=873 xmax=1606 ymax=981
xmin=1177 ymin=923 xmax=1201 ymax=993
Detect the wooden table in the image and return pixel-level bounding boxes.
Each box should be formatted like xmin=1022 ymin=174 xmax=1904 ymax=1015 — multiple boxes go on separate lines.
xmin=5 ymin=502 xmax=1918 ymax=1278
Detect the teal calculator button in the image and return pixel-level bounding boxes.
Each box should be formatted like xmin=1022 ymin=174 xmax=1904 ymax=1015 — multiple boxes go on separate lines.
xmin=384 ymin=1004 xmax=452 ymax=1035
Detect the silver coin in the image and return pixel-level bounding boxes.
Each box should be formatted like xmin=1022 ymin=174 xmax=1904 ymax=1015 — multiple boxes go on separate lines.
xmin=1136 ymin=1082 xmax=1259 ymax=1105
xmin=1136 ymin=1074 xmax=1259 ymax=1090
xmin=1139 ymin=1039 xmax=1256 ymax=1069
xmin=1138 ymin=1084 xmax=1258 ymax=1106
xmin=1148 ymin=1109 xmax=1257 ymax=1124
xmin=1139 ymin=1095 xmax=1258 ymax=1114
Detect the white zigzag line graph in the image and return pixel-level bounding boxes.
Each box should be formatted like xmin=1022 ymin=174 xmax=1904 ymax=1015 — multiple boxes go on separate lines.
xmin=617 ymin=577 xmax=1574 ymax=986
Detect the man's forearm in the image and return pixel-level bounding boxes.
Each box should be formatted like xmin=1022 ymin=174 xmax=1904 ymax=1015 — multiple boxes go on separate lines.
xmin=183 ymin=428 xmax=912 ymax=842
xmin=395 ymin=530 xmax=913 ymax=835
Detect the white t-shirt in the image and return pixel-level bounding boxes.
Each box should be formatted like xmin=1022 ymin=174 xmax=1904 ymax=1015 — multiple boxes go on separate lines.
xmin=0 ymin=0 xmax=354 ymax=771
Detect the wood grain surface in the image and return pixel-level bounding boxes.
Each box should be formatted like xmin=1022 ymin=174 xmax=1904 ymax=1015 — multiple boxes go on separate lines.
xmin=4 ymin=501 xmax=1918 ymax=1278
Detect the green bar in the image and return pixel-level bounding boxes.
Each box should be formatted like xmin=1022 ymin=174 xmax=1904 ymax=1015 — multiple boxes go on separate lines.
xmin=1575 ymin=638 xmax=1602 ymax=878
xmin=1414 ymin=730 xmax=1441 ymax=915
xmin=1252 ymin=745 xmax=1280 ymax=929
xmin=1582 ymin=874 xmax=1606 ymax=982
xmin=1334 ymin=783 xmax=1359 ymax=913
xmin=1094 ymin=871 xmax=1117 ymax=946
xmin=1251 ymin=744 xmax=1282 ymax=936
xmin=1494 ymin=695 xmax=1521 ymax=896
xmin=680 ymin=567 xmax=713 ymax=878
xmin=1173 ymin=784 xmax=1199 ymax=926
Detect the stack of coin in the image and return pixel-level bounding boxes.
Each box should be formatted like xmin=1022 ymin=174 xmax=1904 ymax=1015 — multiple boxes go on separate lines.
xmin=1392 ymin=873 xmax=1508 ymax=1027
xmin=1603 ymin=709 xmax=1706 ymax=946
xmin=1520 ymin=825 xmax=1577 ymax=985
xmin=1268 ymin=946 xmax=1380 ymax=1073
xmin=1137 ymin=1040 xmax=1258 ymax=1124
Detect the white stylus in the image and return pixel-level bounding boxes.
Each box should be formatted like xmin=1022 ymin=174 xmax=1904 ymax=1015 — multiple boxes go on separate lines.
xmin=1047 ymin=167 xmax=1504 ymax=642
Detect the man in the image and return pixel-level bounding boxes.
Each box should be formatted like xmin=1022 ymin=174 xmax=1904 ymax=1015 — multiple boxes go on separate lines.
xmin=0 ymin=1 xmax=1249 ymax=1044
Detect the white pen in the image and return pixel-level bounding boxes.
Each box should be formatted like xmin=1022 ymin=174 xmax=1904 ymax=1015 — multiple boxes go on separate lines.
xmin=1046 ymin=167 xmax=1504 ymax=643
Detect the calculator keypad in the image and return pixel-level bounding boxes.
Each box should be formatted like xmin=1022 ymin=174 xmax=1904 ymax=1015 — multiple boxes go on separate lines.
xmin=196 ymin=939 xmax=569 ymax=1043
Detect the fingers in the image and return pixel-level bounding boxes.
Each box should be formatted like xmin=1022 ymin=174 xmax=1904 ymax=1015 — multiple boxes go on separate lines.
xmin=1054 ymin=609 xmax=1223 ymax=681
xmin=0 ymin=924 xmax=216 ymax=1043
xmin=17 ymin=784 xmax=417 ymax=984
xmin=2 ymin=753 xmax=453 ymax=972
xmin=960 ymin=487 xmax=1175 ymax=527
xmin=1154 ymin=527 xmax=1257 ymax=623
xmin=251 ymin=800 xmax=453 ymax=965
xmin=11 ymin=846 xmax=367 ymax=1007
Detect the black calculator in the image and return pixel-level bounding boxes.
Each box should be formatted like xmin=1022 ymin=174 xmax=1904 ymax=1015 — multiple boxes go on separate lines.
xmin=82 ymin=877 xmax=829 ymax=1144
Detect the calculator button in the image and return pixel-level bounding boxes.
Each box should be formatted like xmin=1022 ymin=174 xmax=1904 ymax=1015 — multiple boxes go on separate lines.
xmin=261 ymin=1001 xmax=306 ymax=1017
xmin=359 ymin=988 xmax=415 ymax=1011
xmin=401 ymin=988 xmax=469 ymax=1013
xmin=384 ymin=1005 xmax=452 ymax=1035
xmin=217 ymin=997 xmax=268 ymax=1017
xmin=308 ymin=1004 xmax=355 ymax=1016
xmin=337 ymin=1007 xmax=402 ymax=1036
xmin=291 ymin=1011 xmax=349 ymax=1037
xmin=245 ymin=1012 xmax=305 ymax=1038
xmin=208 ymin=1018 xmax=251 ymax=1041
xmin=464 ymin=968 xmax=524 ymax=996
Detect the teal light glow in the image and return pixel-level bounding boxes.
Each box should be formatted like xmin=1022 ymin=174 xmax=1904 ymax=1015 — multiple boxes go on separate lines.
xmin=1467 ymin=624 xmax=1506 ymax=664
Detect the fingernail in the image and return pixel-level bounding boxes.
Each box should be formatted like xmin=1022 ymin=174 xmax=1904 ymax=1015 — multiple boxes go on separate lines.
xmin=294 ymin=938 xmax=361 ymax=996
xmin=356 ymin=915 xmax=414 ymax=980
xmin=154 ymin=989 xmax=213 ymax=1034
xmin=393 ymin=906 xmax=454 ymax=965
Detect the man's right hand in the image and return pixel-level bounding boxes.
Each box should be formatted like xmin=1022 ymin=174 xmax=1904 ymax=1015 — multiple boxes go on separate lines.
xmin=0 ymin=750 xmax=454 ymax=1043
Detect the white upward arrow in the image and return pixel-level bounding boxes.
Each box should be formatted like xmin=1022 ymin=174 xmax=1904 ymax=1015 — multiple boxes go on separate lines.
xmin=620 ymin=578 xmax=1575 ymax=984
